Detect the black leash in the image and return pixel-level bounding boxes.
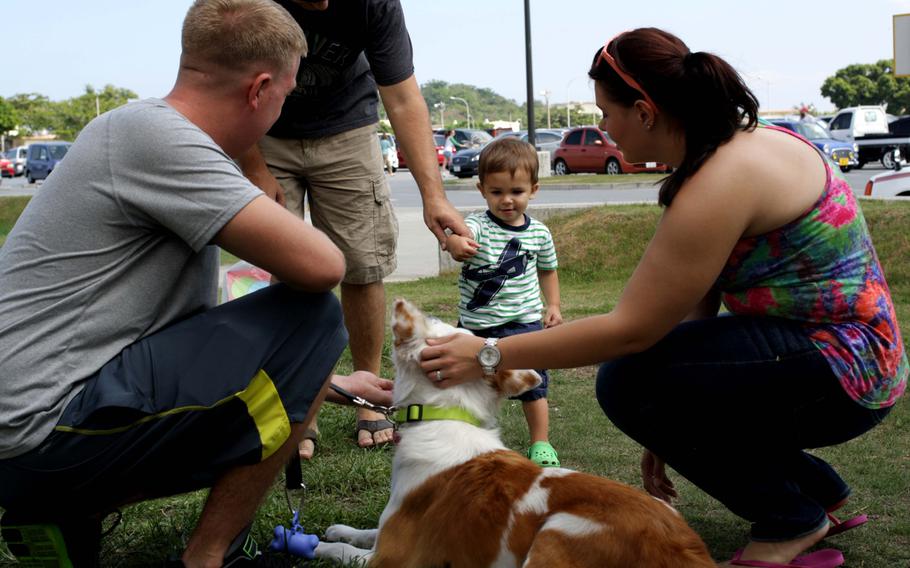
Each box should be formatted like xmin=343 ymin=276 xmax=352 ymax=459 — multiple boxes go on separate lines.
xmin=329 ymin=383 xmax=397 ymax=418
xmin=283 ymin=384 xmax=397 ymax=505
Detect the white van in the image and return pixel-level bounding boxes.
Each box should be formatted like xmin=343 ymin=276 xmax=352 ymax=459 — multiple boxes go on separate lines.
xmin=3 ymin=146 xmax=28 ymax=176
xmin=828 ymin=106 xmax=889 ymax=141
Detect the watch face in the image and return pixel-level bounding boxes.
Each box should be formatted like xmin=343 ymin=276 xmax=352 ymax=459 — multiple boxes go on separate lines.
xmin=479 ymin=345 xmax=500 ymax=367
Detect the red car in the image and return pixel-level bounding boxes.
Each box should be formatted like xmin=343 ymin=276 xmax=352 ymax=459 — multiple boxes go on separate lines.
xmin=553 ymin=127 xmax=669 ymax=175
xmin=0 ymin=157 xmax=15 ymax=178
xmin=398 ymin=133 xmax=446 ymax=169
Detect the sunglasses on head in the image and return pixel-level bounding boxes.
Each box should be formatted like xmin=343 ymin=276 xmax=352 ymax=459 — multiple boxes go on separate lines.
xmin=599 ymin=33 xmax=658 ymax=114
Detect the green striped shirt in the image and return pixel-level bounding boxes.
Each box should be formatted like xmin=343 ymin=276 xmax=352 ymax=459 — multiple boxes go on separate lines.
xmin=458 ymin=211 xmax=558 ymax=329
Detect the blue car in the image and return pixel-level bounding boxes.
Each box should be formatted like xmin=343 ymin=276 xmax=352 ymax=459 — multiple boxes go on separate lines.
xmin=771 ymin=120 xmax=858 ymax=172
xmin=25 ymin=142 xmax=72 ymax=183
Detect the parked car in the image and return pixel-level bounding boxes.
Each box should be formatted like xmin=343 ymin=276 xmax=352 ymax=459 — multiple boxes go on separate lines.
xmin=0 ymin=156 xmax=14 ymax=178
xmin=25 ymin=142 xmax=72 ymax=183
xmin=863 ymin=169 xmax=910 ymax=198
xmin=771 ymin=120 xmax=858 ymax=172
xmin=827 ymin=105 xmax=908 ymax=169
xmin=4 ymin=146 xmax=28 ymax=176
xmin=886 ymin=116 xmax=910 ymax=168
xmin=449 ymin=146 xmax=484 ymax=178
xmin=552 ymin=127 xmax=669 ymax=175
xmin=493 ymin=129 xmax=566 ymax=160
xmin=434 ymin=128 xmax=493 ymax=149
xmin=398 ymin=133 xmax=447 ymax=169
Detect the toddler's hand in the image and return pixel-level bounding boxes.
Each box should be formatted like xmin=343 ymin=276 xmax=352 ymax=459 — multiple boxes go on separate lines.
xmin=446 ymin=235 xmax=480 ymax=261
xmin=544 ymin=307 xmax=563 ymax=328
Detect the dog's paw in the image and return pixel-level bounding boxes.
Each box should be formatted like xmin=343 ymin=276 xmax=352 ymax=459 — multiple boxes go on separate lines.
xmin=324 ymin=524 xmax=356 ymax=542
xmin=314 ymin=541 xmax=372 ymax=563
xmin=324 ymin=525 xmax=378 ymax=549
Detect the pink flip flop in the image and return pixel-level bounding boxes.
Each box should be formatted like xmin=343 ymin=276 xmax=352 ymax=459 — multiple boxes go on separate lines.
xmin=825 ymin=512 xmax=868 ymax=537
xmin=729 ymin=548 xmax=845 ymax=568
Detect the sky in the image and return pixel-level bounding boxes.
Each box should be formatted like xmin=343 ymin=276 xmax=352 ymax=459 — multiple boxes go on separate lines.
xmin=2 ymin=0 xmax=908 ymax=115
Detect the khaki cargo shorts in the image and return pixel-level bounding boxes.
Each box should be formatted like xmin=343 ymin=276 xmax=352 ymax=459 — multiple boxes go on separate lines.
xmin=259 ymin=124 xmax=398 ymax=285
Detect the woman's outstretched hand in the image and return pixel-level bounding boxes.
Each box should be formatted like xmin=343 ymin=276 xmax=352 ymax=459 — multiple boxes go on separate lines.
xmin=420 ymin=333 xmax=486 ymax=387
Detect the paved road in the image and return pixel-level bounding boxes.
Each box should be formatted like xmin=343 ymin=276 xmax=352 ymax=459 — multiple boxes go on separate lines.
xmin=0 ymin=165 xmax=893 ymax=282
xmin=385 ymin=165 xmax=892 ymax=280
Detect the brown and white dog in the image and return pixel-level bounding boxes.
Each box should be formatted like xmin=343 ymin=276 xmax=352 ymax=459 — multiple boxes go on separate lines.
xmin=314 ymin=299 xmax=716 ymax=568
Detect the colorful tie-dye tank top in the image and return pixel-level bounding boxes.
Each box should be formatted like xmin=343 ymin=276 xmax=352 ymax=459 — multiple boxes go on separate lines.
xmin=716 ymin=126 xmax=907 ymax=409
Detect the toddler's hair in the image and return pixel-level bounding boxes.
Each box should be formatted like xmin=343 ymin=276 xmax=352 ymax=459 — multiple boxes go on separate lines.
xmin=478 ymin=137 xmax=539 ymax=184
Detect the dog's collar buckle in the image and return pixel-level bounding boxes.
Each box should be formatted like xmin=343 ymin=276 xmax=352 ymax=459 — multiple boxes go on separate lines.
xmin=403 ymin=404 xmax=424 ymax=422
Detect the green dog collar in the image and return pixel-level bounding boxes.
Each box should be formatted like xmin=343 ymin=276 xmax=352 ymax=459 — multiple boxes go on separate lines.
xmin=392 ymin=404 xmax=483 ymax=427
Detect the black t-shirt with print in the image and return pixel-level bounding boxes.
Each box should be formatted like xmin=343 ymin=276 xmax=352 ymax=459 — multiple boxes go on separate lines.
xmin=269 ymin=0 xmax=414 ymax=139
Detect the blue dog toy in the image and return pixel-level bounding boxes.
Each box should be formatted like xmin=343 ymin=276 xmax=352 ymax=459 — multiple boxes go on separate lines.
xmin=269 ymin=509 xmax=319 ymax=560
xmin=272 ymin=453 xmax=320 ymax=560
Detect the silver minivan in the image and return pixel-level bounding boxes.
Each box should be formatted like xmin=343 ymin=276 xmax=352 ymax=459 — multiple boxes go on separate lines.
xmin=4 ymin=146 xmax=28 ymax=176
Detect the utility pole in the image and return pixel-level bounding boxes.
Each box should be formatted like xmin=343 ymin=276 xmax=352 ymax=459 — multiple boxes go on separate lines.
xmin=524 ymin=0 xmax=535 ymax=146
xmin=540 ymin=90 xmax=551 ymax=129
xmin=449 ymin=96 xmax=471 ymax=129
xmin=565 ymin=77 xmax=582 ymax=129
xmin=433 ymin=102 xmax=446 ymax=129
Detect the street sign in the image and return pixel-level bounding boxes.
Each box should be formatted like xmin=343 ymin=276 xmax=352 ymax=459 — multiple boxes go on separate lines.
xmin=895 ymin=13 xmax=910 ymax=76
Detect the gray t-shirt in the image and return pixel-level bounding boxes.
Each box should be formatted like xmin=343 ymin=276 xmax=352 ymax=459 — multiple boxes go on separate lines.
xmin=0 ymin=99 xmax=262 ymax=458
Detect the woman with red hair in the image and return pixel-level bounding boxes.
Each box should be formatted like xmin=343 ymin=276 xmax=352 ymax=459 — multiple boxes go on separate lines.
xmin=422 ymin=28 xmax=906 ymax=568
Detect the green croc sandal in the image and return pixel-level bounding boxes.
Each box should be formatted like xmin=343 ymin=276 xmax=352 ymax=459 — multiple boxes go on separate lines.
xmin=528 ymin=441 xmax=560 ymax=468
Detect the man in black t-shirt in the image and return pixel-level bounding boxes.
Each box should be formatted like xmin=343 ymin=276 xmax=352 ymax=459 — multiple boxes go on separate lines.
xmin=239 ymin=0 xmax=470 ymax=452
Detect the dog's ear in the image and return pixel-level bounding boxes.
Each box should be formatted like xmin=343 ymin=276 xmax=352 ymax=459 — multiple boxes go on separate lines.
xmin=392 ymin=298 xmax=423 ymax=347
xmin=491 ymin=369 xmax=542 ymax=398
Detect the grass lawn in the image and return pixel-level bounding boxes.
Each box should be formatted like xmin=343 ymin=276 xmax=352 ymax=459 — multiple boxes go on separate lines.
xmin=0 ymin=198 xmax=908 ymax=566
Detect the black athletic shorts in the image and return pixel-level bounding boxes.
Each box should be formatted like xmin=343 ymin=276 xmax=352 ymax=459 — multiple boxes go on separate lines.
xmin=0 ymin=284 xmax=347 ymax=517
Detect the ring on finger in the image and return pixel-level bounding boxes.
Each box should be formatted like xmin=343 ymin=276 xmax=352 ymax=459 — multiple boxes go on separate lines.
xmin=435 ymin=370 xmax=443 ymax=382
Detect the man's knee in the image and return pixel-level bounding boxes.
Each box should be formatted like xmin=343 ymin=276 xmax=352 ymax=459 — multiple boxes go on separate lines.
xmin=277 ymin=287 xmax=344 ymax=329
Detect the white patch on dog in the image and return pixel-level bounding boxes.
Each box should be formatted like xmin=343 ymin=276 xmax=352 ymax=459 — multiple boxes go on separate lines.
xmin=542 ymin=512 xmax=610 ymax=537
xmin=515 ymin=468 xmax=573 ymax=515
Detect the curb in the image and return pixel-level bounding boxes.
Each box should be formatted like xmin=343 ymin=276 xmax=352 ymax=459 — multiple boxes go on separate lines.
xmin=443 ymin=180 xmax=660 ymax=191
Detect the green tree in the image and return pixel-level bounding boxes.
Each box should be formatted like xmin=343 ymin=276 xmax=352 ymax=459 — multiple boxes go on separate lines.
xmin=51 ymin=85 xmax=138 ymax=140
xmin=6 ymin=93 xmax=55 ymax=134
xmin=4 ymin=85 xmax=137 ymax=140
xmin=821 ymin=59 xmax=910 ymax=114
xmin=383 ymin=79 xmax=599 ymax=131
xmin=0 ymin=98 xmax=18 ymax=135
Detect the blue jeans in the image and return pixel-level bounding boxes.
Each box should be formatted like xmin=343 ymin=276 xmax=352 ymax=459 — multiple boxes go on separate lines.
xmin=596 ymin=315 xmax=891 ymax=541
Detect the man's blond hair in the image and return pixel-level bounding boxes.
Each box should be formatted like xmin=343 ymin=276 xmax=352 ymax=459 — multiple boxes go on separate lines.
xmin=182 ymin=0 xmax=306 ymax=73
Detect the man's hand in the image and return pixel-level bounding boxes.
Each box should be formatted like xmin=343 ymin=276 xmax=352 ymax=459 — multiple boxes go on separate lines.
xmin=641 ymin=449 xmax=677 ymax=503
xmin=328 ymin=371 xmax=394 ymax=407
xmin=424 ymin=196 xmax=470 ymax=250
xmin=255 ymin=172 xmax=286 ymax=206
xmin=236 ymin=144 xmax=286 ymax=206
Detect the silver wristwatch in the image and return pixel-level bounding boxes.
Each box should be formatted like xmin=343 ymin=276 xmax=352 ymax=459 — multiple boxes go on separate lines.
xmin=477 ymin=337 xmax=501 ymax=377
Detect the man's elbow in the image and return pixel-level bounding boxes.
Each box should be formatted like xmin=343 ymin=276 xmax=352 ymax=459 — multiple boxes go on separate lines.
xmin=282 ymin=251 xmax=346 ymax=291
xmin=311 ymin=251 xmax=346 ymax=290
